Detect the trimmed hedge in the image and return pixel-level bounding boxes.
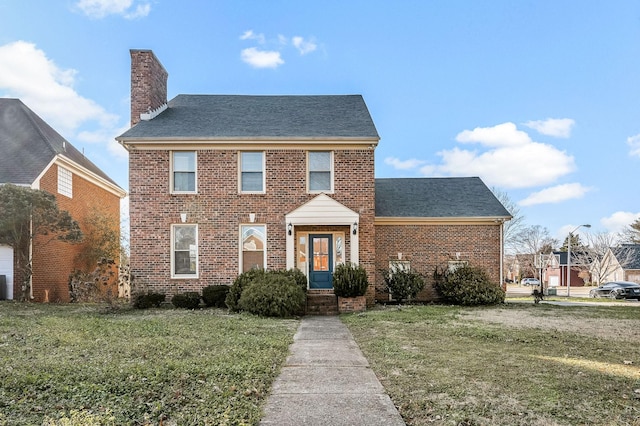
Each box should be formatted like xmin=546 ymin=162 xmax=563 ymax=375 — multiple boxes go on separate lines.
xmin=333 ymin=262 xmax=369 ymax=297
xmin=238 ymin=273 xmax=306 ymax=317
xmin=381 ymin=264 xmax=425 ymax=303
xmin=434 ymin=265 xmax=505 ymax=306
xmin=202 ymin=285 xmax=230 ymax=308
xmin=171 ymin=292 xmax=202 ymax=309
xmin=226 ymin=269 xmax=266 ymax=312
xmin=132 ymin=292 xmax=166 ymax=309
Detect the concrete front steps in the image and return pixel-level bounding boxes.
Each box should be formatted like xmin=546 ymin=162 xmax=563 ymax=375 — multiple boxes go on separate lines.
xmin=306 ymin=290 xmax=338 ymax=315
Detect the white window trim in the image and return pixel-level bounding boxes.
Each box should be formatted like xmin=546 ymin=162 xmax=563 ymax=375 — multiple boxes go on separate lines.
xmin=239 ymin=151 xmax=266 ymax=194
xmin=239 ymin=224 xmax=267 ymax=273
xmin=170 ymin=151 xmax=198 ymax=194
xmin=57 ymin=165 xmax=73 ymax=198
xmin=307 ymin=151 xmax=334 ymax=194
xmin=171 ymin=224 xmax=199 ymax=279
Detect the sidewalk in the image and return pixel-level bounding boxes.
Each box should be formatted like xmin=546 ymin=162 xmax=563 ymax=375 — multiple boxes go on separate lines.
xmin=260 ymin=316 xmax=405 ymax=426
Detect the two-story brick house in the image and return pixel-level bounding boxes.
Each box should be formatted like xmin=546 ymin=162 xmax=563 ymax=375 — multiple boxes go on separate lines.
xmin=0 ymin=98 xmax=126 ymax=301
xmin=117 ymin=50 xmax=511 ymax=307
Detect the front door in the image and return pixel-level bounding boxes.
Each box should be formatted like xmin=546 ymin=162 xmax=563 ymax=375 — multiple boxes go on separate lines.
xmin=309 ymin=234 xmax=333 ymax=289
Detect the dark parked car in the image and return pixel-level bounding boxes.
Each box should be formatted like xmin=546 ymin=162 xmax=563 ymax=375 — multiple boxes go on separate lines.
xmin=589 ymin=281 xmax=640 ymax=300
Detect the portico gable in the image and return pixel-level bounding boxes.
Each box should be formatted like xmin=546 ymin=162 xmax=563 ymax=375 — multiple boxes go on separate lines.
xmin=285 ymin=194 xmax=360 ymax=271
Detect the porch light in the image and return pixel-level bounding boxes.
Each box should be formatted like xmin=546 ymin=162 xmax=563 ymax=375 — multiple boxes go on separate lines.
xmin=352 ymin=222 xmax=358 ymax=235
xmin=287 ymin=223 xmax=292 ymax=236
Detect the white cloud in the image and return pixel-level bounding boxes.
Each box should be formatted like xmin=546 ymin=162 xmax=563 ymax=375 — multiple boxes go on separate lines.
xmin=75 ymin=0 xmax=150 ymax=19
xmin=384 ymin=157 xmax=426 ymax=170
xmin=240 ymin=47 xmax=284 ymax=69
xmin=600 ymin=211 xmax=640 ymax=233
xmin=518 ymin=183 xmax=592 ymax=206
xmin=240 ymin=30 xmax=266 ymax=44
xmin=0 ymin=41 xmax=119 ymax=134
xmin=456 ymin=122 xmax=531 ymax=147
xmin=292 ymin=36 xmax=317 ymax=55
xmin=421 ymin=123 xmax=575 ymax=189
xmin=627 ymin=134 xmax=640 ymax=158
xmin=524 ymin=118 xmax=575 ymax=138
xmin=0 ymin=41 xmax=125 ymax=166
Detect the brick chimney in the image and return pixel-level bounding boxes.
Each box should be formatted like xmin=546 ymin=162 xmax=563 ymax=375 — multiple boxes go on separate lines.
xmin=130 ymin=49 xmax=168 ymax=126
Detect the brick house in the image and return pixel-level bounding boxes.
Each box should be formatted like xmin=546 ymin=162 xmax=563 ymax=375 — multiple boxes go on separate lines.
xmin=0 ymin=98 xmax=126 ymax=302
xmin=117 ymin=49 xmax=511 ymax=306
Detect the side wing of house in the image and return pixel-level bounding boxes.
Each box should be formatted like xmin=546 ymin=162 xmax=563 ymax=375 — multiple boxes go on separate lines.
xmin=374 ymin=177 xmax=512 ymax=302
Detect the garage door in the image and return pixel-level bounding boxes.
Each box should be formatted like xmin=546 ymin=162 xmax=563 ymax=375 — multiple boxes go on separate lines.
xmin=0 ymin=245 xmax=14 ymax=300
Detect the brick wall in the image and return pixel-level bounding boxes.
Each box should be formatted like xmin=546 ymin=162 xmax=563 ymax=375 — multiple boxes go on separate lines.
xmin=130 ymin=49 xmax=168 ymax=126
xmin=375 ymin=224 xmax=502 ymax=302
xmin=128 ymin=148 xmax=375 ymax=300
xmin=30 ymin=165 xmax=121 ymax=302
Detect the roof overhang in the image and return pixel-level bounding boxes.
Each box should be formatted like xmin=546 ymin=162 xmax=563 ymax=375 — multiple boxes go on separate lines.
xmin=116 ymin=137 xmax=379 ymax=151
xmin=33 ymin=154 xmax=127 ymax=199
xmin=375 ymin=216 xmax=511 ymax=226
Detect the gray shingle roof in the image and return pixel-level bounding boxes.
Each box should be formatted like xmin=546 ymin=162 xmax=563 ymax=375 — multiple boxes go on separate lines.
xmin=612 ymin=244 xmax=640 ymax=270
xmin=375 ymin=177 xmax=512 ymax=218
xmin=117 ymin=94 xmax=379 ymax=140
xmin=0 ymin=98 xmax=120 ymax=188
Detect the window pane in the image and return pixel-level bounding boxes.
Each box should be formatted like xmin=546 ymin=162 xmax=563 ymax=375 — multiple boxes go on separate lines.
xmin=241 ymin=172 xmax=263 ymax=192
xmin=174 ymin=226 xmax=196 ymax=250
xmin=173 ymin=225 xmax=197 ymax=276
xmin=242 ymin=225 xmax=265 ymax=272
xmin=309 ymin=171 xmax=331 ymax=191
xmin=309 ymin=152 xmax=330 ymax=171
xmin=174 ymin=152 xmax=195 ymax=172
xmin=174 ymin=172 xmax=195 ymax=192
xmin=241 ymin=152 xmax=263 ymax=171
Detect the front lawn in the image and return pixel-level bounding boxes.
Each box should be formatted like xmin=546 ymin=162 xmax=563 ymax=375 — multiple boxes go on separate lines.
xmin=343 ymin=304 xmax=640 ymax=425
xmin=0 ymin=302 xmax=299 ymax=425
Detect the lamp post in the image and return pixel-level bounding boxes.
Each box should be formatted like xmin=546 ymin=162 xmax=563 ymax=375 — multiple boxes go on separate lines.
xmin=567 ymin=224 xmax=591 ymax=297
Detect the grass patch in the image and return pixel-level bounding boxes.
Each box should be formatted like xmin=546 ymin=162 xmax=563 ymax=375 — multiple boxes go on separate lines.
xmin=343 ymin=304 xmax=640 ymax=425
xmin=0 ymin=302 xmax=298 ymax=425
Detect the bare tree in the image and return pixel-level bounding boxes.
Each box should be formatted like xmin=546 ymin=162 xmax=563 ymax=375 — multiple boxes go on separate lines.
xmin=491 ymin=188 xmax=525 ymax=255
xmin=513 ymin=225 xmax=558 ymax=279
xmin=621 ymin=218 xmax=640 ymax=244
xmin=579 ymin=232 xmax=636 ymax=284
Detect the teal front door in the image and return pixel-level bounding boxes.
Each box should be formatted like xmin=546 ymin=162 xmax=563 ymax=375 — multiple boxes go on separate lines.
xmin=309 ymin=234 xmax=333 ymax=289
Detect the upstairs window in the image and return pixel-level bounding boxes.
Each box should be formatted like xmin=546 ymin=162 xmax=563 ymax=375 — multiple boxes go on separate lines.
xmin=240 ymin=152 xmax=264 ymax=193
xmin=308 ymin=151 xmax=333 ymax=193
xmin=172 ymin=151 xmax=196 ymax=193
xmin=58 ymin=166 xmax=73 ymax=198
xmin=172 ymin=224 xmax=198 ymax=278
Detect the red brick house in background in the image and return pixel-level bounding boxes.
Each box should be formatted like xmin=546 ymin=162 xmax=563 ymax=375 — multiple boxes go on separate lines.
xmin=117 ymin=49 xmax=511 ymax=307
xmin=0 ymin=99 xmax=126 ymax=302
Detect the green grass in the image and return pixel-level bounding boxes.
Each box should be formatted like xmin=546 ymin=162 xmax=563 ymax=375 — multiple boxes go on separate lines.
xmin=0 ymin=302 xmax=299 ymax=425
xmin=343 ymin=304 xmax=640 ymax=426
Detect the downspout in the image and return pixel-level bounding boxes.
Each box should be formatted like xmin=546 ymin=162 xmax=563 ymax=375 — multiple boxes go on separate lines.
xmin=29 ymin=216 xmax=33 ymax=300
xmin=499 ymin=219 xmax=504 ymax=289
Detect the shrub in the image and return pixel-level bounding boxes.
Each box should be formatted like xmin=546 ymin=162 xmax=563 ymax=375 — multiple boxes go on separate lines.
xmin=171 ymin=292 xmax=202 ymax=309
xmin=202 ymin=285 xmax=230 ymax=308
xmin=381 ymin=264 xmax=425 ymax=303
xmin=238 ymin=273 xmax=306 ymax=317
xmin=332 ymin=262 xmax=369 ymax=297
xmin=132 ymin=292 xmax=166 ymax=309
xmin=434 ymin=265 xmax=505 ymax=306
xmin=280 ymin=268 xmax=308 ymax=293
xmin=226 ymin=269 xmax=266 ymax=312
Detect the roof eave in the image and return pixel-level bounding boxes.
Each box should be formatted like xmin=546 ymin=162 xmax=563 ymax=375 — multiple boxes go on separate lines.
xmin=375 ymin=216 xmax=512 ymax=225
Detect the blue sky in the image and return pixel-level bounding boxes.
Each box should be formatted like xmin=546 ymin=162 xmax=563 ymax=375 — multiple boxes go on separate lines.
xmin=1 ymin=1 xmax=639 ymax=244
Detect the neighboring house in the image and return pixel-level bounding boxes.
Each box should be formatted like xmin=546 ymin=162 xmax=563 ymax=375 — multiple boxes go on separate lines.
xmin=0 ymin=98 xmax=126 ymax=302
xmin=545 ymin=250 xmax=591 ymax=287
xmin=116 ymin=49 xmax=511 ymax=306
xmin=597 ymin=244 xmax=640 ymax=284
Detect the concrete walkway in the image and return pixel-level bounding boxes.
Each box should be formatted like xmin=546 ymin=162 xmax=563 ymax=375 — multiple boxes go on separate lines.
xmin=260 ymin=316 xmax=406 ymax=426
